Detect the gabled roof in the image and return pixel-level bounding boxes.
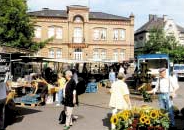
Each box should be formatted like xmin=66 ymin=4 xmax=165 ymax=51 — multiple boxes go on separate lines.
xmin=135 ymin=18 xmax=164 ymax=35
xmin=135 ymin=15 xmax=184 ymax=35
xmin=177 ymin=25 xmax=184 ymax=33
xmin=89 ymin=12 xmax=129 ymax=20
xmin=28 ymin=9 xmax=68 ymax=18
xmin=28 ymin=9 xmax=129 ymax=21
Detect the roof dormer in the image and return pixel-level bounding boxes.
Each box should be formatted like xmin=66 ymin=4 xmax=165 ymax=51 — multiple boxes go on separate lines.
xmin=67 ymin=5 xmax=89 ymax=22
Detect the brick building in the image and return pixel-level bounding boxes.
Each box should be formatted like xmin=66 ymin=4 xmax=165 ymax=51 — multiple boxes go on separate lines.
xmin=28 ymin=5 xmax=134 ymax=62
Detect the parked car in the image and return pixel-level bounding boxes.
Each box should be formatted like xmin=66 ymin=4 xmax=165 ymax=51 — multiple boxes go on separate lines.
xmin=173 ymin=64 xmax=184 ymax=79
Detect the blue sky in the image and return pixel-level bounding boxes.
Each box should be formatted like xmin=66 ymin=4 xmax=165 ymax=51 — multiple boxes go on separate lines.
xmin=27 ymin=0 xmax=184 ymax=30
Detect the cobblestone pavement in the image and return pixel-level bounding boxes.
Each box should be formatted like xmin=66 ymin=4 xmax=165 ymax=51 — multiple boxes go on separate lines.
xmin=5 ymin=81 xmax=184 ymax=130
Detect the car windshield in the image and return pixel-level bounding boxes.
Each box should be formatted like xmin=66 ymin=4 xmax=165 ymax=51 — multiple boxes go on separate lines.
xmin=139 ymin=59 xmax=168 ymax=69
xmin=174 ymin=65 xmax=184 ymax=70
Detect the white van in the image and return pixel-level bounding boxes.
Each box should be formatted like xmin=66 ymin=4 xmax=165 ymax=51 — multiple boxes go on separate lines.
xmin=173 ymin=64 xmax=184 ymax=78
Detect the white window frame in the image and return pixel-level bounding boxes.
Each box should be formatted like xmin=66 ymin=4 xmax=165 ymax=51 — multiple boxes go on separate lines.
xmin=34 ymin=26 xmax=41 ymax=38
xmin=113 ymin=29 xmax=126 ymax=40
xmin=113 ymin=50 xmax=118 ymax=61
xmin=113 ymin=30 xmax=118 ymax=40
xmin=101 ymin=49 xmax=106 ymax=60
xmin=74 ymin=48 xmax=83 ymax=60
xmin=49 ymin=48 xmax=54 ymax=58
xmin=74 ymin=52 xmax=83 ymax=60
xmin=93 ymin=28 xmax=107 ymax=40
xmin=48 ymin=27 xmax=55 ymax=38
xmin=120 ymin=29 xmax=125 ymax=40
xmin=74 ymin=27 xmax=83 ymax=43
xmin=93 ymin=49 xmax=99 ymax=61
xmin=56 ymin=49 xmax=62 ymax=59
xmin=120 ymin=49 xmax=125 ymax=61
xmin=56 ymin=27 xmax=62 ymax=39
xmin=93 ymin=29 xmax=100 ymax=40
xmin=101 ymin=29 xmax=107 ymax=40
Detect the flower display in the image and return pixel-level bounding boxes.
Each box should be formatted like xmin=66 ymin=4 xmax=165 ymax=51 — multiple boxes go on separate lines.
xmin=138 ymin=83 xmax=152 ymax=102
xmin=110 ymin=106 xmax=170 ymax=130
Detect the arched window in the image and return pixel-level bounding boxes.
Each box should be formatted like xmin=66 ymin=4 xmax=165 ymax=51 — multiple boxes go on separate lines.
xmin=74 ymin=48 xmax=82 ymax=52
xmin=73 ymin=15 xmax=84 ymax=23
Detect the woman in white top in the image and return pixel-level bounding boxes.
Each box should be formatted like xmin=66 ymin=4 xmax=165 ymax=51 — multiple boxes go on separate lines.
xmin=119 ymin=65 xmax=125 ymax=74
xmin=109 ymin=72 xmax=131 ymax=130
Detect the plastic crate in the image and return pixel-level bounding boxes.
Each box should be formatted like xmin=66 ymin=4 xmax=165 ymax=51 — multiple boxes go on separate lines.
xmin=85 ymin=82 xmax=97 ymax=93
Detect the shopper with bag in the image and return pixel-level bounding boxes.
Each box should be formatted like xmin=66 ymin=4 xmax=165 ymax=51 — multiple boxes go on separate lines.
xmin=58 ymin=110 xmax=66 ymax=124
xmin=62 ymin=70 xmax=78 ymax=130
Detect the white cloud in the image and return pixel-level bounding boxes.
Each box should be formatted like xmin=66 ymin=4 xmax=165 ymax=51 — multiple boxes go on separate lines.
xmin=27 ymin=0 xmax=102 ymax=11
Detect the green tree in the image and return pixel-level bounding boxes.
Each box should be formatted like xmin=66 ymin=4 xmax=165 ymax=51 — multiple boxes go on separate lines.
xmin=143 ymin=27 xmax=184 ymax=62
xmin=0 ymin=0 xmax=49 ymax=52
xmin=143 ymin=28 xmax=167 ymax=53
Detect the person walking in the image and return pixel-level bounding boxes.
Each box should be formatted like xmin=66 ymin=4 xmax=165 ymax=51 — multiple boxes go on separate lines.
xmin=119 ymin=65 xmax=125 ymax=74
xmin=56 ymin=72 xmax=66 ymax=106
xmin=109 ymin=72 xmax=131 ymax=130
xmin=147 ymin=68 xmax=179 ymax=128
xmin=109 ymin=68 xmax=116 ymax=84
xmin=62 ymin=70 xmax=78 ymax=130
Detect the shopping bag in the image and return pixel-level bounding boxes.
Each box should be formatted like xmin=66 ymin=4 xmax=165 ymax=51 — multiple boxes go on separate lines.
xmin=58 ymin=110 xmax=66 ymax=124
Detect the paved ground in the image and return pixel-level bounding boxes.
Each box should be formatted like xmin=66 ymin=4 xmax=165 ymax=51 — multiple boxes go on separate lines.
xmin=5 ymin=81 xmax=184 ymax=130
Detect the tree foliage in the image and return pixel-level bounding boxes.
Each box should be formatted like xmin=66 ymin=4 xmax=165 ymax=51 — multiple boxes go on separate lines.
xmin=0 ymin=0 xmax=49 ymax=52
xmin=143 ymin=27 xmax=184 ymax=63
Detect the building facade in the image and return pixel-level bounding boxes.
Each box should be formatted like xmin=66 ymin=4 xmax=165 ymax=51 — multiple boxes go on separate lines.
xmin=28 ymin=5 xmax=134 ymax=62
xmin=135 ymin=14 xmax=184 ymax=52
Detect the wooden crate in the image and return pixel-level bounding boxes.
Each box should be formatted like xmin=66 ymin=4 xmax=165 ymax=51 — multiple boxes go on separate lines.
xmin=15 ymin=101 xmax=41 ymax=107
xmin=48 ymin=87 xmax=55 ymax=94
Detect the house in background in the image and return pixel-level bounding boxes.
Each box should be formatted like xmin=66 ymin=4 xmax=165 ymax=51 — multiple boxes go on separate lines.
xmin=28 ymin=5 xmax=134 ymax=62
xmin=134 ymin=14 xmax=184 ymax=53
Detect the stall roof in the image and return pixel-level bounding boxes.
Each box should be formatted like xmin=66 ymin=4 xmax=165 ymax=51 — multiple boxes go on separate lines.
xmin=43 ymin=58 xmax=119 ymax=64
xmin=43 ymin=58 xmax=89 ymax=63
xmin=20 ymin=56 xmax=51 ymax=62
xmin=137 ymin=54 xmax=169 ymax=60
